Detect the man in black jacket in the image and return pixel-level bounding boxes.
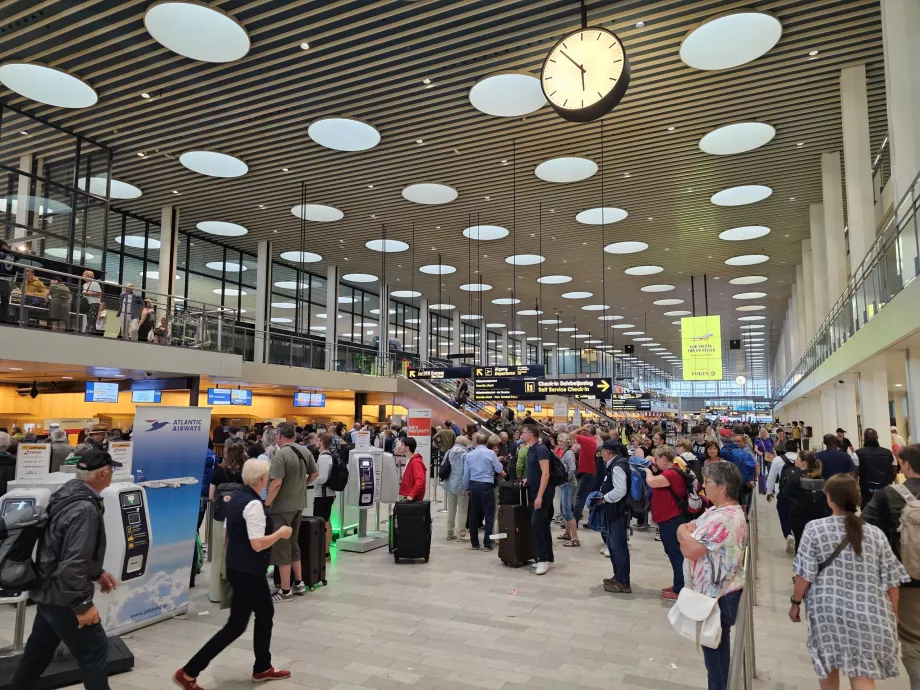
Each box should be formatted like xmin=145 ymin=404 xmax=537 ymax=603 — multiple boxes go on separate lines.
xmin=0 ymin=240 xmax=15 ymax=323
xmin=855 ymin=427 xmax=897 ymax=506
xmin=13 ymin=449 xmax=120 ymax=689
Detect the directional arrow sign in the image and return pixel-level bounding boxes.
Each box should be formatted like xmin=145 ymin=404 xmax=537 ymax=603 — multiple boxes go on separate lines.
xmin=529 ymin=378 xmax=614 ymax=399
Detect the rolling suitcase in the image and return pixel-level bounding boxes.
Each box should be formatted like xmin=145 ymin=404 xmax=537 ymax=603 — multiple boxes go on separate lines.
xmin=299 ymin=515 xmax=327 ymax=590
xmin=391 ymin=500 xmax=431 ymax=562
xmin=497 ymin=503 xmax=535 ymax=568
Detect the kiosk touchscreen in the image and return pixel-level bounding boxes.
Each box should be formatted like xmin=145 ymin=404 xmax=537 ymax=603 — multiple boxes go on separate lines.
xmin=101 ymin=484 xmax=152 ymax=582
xmin=337 ymin=449 xmax=398 ymax=553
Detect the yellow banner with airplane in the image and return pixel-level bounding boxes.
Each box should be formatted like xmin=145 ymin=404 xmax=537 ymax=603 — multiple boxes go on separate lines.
xmin=681 ymin=315 xmax=723 ymax=381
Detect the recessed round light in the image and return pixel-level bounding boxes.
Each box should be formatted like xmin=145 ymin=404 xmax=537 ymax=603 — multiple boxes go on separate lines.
xmin=654 ymin=298 xmax=684 ymax=306
xmin=633 ymin=337 xmax=654 ymax=342
xmin=540 ymin=319 xmax=562 ymax=325
xmin=140 ymin=270 xmax=180 ymax=280
xmin=461 ymin=314 xmax=483 ymax=320
xmin=573 ymin=335 xmax=590 ymax=339
xmin=517 ymin=309 xmax=544 ymax=316
xmin=291 ymin=204 xmax=344 ymax=222
xmin=401 ymin=183 xmax=458 ymax=205
xmin=274 ymin=281 xmax=308 ymax=290
xmin=699 ymin=122 xmax=776 ymax=155
xmin=729 ymin=275 xmax=768 ymax=285
xmin=487 ymin=323 xmax=506 ymax=328
xmin=419 ymin=264 xmax=456 ymax=275
xmin=623 ymin=331 xmax=644 ymax=336
xmin=740 ymin=324 xmax=764 ymax=330
xmin=505 ymin=254 xmax=545 ymax=265
xmin=625 ymin=265 xmax=663 ymax=276
xmin=197 ymin=221 xmax=247 ymax=237
xmin=213 ymin=288 xmax=247 ymax=296
xmin=271 ymin=302 xmax=297 ymax=309
xmin=430 ymin=303 xmax=455 ymax=310
xmin=391 ymin=289 xmax=422 ymax=298
xmin=0 ymin=197 xmax=71 ymax=217
xmin=598 ymin=315 xmax=624 ymax=321
xmin=726 ymin=254 xmax=769 ymax=266
xmin=308 ymin=117 xmax=380 ymax=151
xmin=582 ymin=304 xmax=610 ymax=311
xmin=711 ymin=185 xmax=773 ymax=206
xmin=117 ymin=236 xmax=160 ymax=250
xmin=280 ymin=251 xmax=322 ymax=263
xmin=460 ymin=283 xmax=492 ymax=292
xmin=342 ymin=273 xmax=377 ymax=283
xmin=144 ymin=1 xmax=250 ymax=62
xmin=0 ymin=62 xmax=98 ymax=108
xmin=535 ymin=157 xmax=597 ymax=183
xmin=612 ymin=323 xmax=636 ymax=329
xmin=468 ymin=72 xmax=546 ymax=117
xmin=575 ymin=207 xmax=629 ymax=225
xmin=664 ymin=310 xmax=692 ymax=316
xmin=179 ymin=150 xmax=248 ymax=178
xmin=562 ymin=291 xmax=592 ymax=299
xmin=736 ymin=304 xmax=766 ymax=311
xmin=270 ymin=317 xmax=293 ymax=324
xmin=738 ymin=315 xmax=766 ymax=321
xmin=605 ymin=241 xmax=648 ymax=254
xmin=78 ymin=176 xmax=142 ymax=200
xmin=719 ymin=225 xmax=771 ymax=241
xmin=366 ymin=239 xmax=408 ymax=253
xmin=492 ymin=297 xmax=521 ymax=305
xmin=641 ymin=284 xmax=674 ymax=293
xmin=206 ymin=261 xmax=246 ymax=272
xmin=733 ymin=291 xmax=767 ymax=299
xmin=509 ymin=330 xmax=525 ymax=335
xmin=680 ymin=10 xmax=782 ymax=70
xmin=463 ymin=225 xmax=508 ymax=241
xmin=537 ymin=275 xmax=572 ymax=284
xmin=557 ymin=327 xmax=576 ymax=332
xmin=338 ymin=296 xmax=358 ymax=304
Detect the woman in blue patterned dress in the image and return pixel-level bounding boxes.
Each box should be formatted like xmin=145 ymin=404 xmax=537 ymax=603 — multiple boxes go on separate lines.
xmin=790 ymin=474 xmax=909 ymax=689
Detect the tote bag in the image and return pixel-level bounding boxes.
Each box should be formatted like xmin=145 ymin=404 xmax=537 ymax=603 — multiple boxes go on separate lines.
xmin=668 ymin=561 xmax=742 ymax=650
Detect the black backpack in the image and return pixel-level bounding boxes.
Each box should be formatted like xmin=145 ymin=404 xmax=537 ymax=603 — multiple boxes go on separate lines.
xmin=799 ymin=477 xmax=829 ymax=516
xmin=324 ymin=451 xmax=349 ymax=492
xmin=778 ymin=457 xmax=797 ymax=494
xmin=549 ymin=453 xmax=568 ymax=487
xmin=0 ymin=502 xmax=49 ymax=590
xmin=438 ymin=453 xmax=452 ymax=481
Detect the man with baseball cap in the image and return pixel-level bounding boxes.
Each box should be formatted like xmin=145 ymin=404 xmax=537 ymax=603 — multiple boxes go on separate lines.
xmin=12 ymin=449 xmax=121 ymax=689
xmin=836 ymin=428 xmax=854 ymax=454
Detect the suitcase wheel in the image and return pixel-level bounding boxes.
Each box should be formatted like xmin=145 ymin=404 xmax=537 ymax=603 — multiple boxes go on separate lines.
xmin=394 ymin=555 xmax=400 ymax=563
xmin=322 ymin=580 xmax=327 ymax=586
xmin=424 ymin=557 xmax=429 ymax=563
xmin=309 ymin=585 xmax=315 ymax=592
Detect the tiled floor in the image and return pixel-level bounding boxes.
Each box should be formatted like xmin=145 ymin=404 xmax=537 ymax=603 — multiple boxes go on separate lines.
xmin=0 ymin=495 xmax=912 ymax=689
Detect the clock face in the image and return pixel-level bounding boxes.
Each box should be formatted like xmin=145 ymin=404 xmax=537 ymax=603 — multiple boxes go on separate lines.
xmin=541 ymin=27 xmax=628 ymax=114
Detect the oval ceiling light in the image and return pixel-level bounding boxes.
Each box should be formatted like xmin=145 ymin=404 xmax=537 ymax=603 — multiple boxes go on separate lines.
xmin=391 ymin=289 xmax=422 ymax=298
xmin=144 ymin=1 xmax=250 ymax=62
xmin=699 ymin=122 xmax=776 ymax=155
xmin=733 ymin=291 xmax=767 ymax=299
xmin=401 ymin=183 xmax=457 ymax=205
xmin=739 ymin=315 xmax=766 ymax=321
xmin=711 ymin=184 xmax=773 ymax=206
xmin=179 ymin=150 xmax=248 ymax=178
xmin=366 ymin=239 xmax=408 ymax=253
xmin=739 ymin=324 xmax=764 ymax=330
xmin=537 ymin=275 xmax=572 ymax=284
xmin=539 ymin=319 xmax=561 ymax=325
xmin=197 ymin=220 xmax=247 ymax=237
xmin=625 ymin=265 xmax=663 ymax=276
xmin=343 ymin=273 xmax=378 ymax=283
xmin=726 ymin=254 xmax=769 ymax=266
xmin=509 ymin=330 xmax=525 ymax=335
xmin=463 ymin=224 xmax=508 ymax=241
xmin=273 ymin=281 xmax=308 ymax=290
xmin=419 ymin=263 xmax=456 ymax=275
xmin=605 ymin=241 xmax=648 ymax=254
xmin=461 ymin=314 xmax=483 ymax=321
xmin=460 ymin=283 xmax=492 ymax=292
xmin=45 ymin=248 xmax=94 ymax=261
xmin=641 ymin=284 xmax=675 ymax=292
xmin=117 ymin=236 xmax=161 ymax=250
xmin=535 ymin=157 xmax=598 ymax=183
xmin=575 ymin=207 xmax=628 ymax=225
xmin=213 ymin=288 xmax=247 ymax=296
xmin=308 ymin=117 xmax=380 ymax=151
xmin=719 ymin=225 xmax=771 ymax=241
xmin=487 ymin=323 xmax=506 ymax=328
xmin=430 ymin=303 xmax=455 ymax=310
xmin=598 ymin=315 xmax=624 ymax=320
xmin=517 ymin=308 xmax=544 ymax=316
xmin=492 ymin=297 xmax=521 ymax=305
xmin=654 ymin=298 xmax=684 ymax=306
xmin=78 ymin=176 xmax=142 ymax=200
xmin=271 ymin=302 xmax=297 ymax=309
xmin=679 ymin=10 xmax=782 ymax=71
xmin=270 ymin=317 xmax=293 ymax=324
xmin=562 ymin=291 xmax=592 ymax=299
xmin=140 ymin=271 xmax=180 ymax=280
xmin=582 ymin=304 xmax=610 ymax=311
xmin=664 ymin=310 xmax=692 ymax=316
xmin=468 ymin=72 xmax=546 ymax=117
xmin=505 ymin=254 xmax=545 ymax=266
xmin=736 ymin=304 xmax=766 ymax=311
xmin=0 ymin=62 xmax=98 ymax=108
xmin=730 ymin=275 xmax=768 ymax=285
xmin=290 ymin=203 xmax=344 ymax=222
xmin=612 ymin=323 xmax=635 ymax=329
xmin=280 ymin=251 xmax=322 ymax=263
xmin=206 ymin=260 xmax=246 ymax=272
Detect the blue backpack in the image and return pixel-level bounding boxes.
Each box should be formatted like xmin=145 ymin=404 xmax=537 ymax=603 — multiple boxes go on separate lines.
xmin=201 ymin=449 xmax=217 ymax=497
xmin=629 ymin=466 xmax=648 ymax=502
xmin=726 ymin=446 xmax=757 ymax=484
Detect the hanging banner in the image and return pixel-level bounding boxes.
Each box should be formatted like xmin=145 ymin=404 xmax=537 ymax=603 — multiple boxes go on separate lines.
xmin=407 ymin=409 xmax=431 ymax=471
xmin=681 ymin=315 xmax=723 ymax=381
xmin=94 ymin=406 xmax=210 ymax=635
xmin=16 ymin=444 xmax=50 ymax=480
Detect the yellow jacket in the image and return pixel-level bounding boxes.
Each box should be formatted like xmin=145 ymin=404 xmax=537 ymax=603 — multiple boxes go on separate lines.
xmin=24 ymin=275 xmax=47 ymax=298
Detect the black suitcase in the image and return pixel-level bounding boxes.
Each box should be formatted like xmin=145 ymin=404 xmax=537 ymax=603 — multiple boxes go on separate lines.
xmin=299 ymin=515 xmax=327 ymax=590
xmin=391 ymin=500 xmax=431 ymax=563
xmin=497 ymin=504 xmax=535 ymax=568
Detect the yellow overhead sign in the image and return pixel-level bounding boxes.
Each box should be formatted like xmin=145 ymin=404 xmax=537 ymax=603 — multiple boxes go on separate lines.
xmin=681 ymin=315 xmax=723 ymax=381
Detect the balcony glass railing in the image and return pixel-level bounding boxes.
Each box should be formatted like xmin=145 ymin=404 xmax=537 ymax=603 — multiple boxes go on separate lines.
xmin=776 ymin=168 xmax=920 ymax=399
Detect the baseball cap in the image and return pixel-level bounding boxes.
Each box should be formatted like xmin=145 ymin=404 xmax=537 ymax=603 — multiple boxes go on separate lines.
xmin=75 ymin=449 xmax=122 ymax=471
xmin=836 ymin=427 xmax=846 ymax=433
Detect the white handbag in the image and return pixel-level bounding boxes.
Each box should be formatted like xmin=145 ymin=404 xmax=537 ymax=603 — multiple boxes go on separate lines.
xmin=667 ymin=564 xmax=742 ymax=650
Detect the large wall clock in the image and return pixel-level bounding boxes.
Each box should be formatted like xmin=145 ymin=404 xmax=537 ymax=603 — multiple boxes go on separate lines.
xmin=540 ymin=26 xmax=630 ymax=123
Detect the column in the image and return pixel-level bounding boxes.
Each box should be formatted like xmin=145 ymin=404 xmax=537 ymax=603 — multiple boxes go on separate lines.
xmin=377 ymin=283 xmax=388 ymax=365
xmin=324 ymin=265 xmax=340 ymax=371
xmin=500 ymin=328 xmax=509 ymax=365
xmin=840 ymin=64 xmax=876 ymax=275
xmin=795 ymin=266 xmax=807 ymax=353
xmin=15 ymin=153 xmax=45 ymax=240
xmin=157 ymin=205 xmax=179 ymax=300
xmin=882 ymin=0 xmax=920 ymax=203
xmin=801 ymin=240 xmax=815 ymax=341
xmin=858 ymin=360 xmax=891 ymax=448
xmin=907 ymin=349 xmax=920 ymax=444
xmin=418 ymin=298 xmax=429 ymax=361
xmin=253 ymin=240 xmax=272 ymax=364
xmin=835 ymin=375 xmax=859 ymax=447
xmin=822 ymin=152 xmax=849 ymax=296
xmin=450 ymin=309 xmax=461 ymax=363
xmin=809 ymin=204 xmax=829 ymax=326
xmin=819 ymin=385 xmax=837 ymax=439
xmin=787 ymin=298 xmax=798 ymax=362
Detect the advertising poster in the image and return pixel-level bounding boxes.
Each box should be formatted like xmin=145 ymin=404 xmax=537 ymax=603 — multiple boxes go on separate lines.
xmin=681 ymin=315 xmax=723 ymax=381
xmin=407 ymin=409 xmax=432 ymax=470
xmin=109 ymin=441 xmax=133 ymax=481
xmin=94 ymin=406 xmax=210 ymax=635
xmin=15 ymin=444 xmax=50 ymax=480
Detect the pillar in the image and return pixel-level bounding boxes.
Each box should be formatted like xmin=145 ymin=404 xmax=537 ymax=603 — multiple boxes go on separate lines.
xmin=858 ymin=360 xmax=891 ymax=448
xmin=157 ymin=205 xmax=179 ymax=301
xmin=15 ymin=153 xmax=44 ymax=239
xmin=377 ymin=283 xmax=388 ymax=365
xmin=795 ymin=266 xmax=806 ymax=354
xmin=821 ymin=152 xmax=849 ymax=296
xmin=324 ymin=265 xmax=340 ymax=371
xmin=450 ymin=309 xmax=461 ymax=362
xmin=835 ymin=375 xmax=859 ymax=447
xmin=809 ymin=204 xmax=829 ymax=326
xmin=840 ymin=64 xmax=876 ymax=275
xmin=500 ymin=328 xmax=509 ymax=365
xmin=418 ymin=298 xmax=429 ymax=360
xmin=253 ymin=240 xmax=272 ymax=364
xmin=882 ymin=0 xmax=920 ymax=203
xmin=907 ymin=349 xmax=920 ymax=443
xmin=819 ymin=385 xmax=837 ymax=440
xmin=801 ymin=239 xmax=815 ymax=341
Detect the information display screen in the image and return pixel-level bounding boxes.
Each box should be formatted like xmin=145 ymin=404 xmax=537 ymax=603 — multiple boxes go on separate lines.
xmin=293 ymin=393 xmax=327 ymax=407
xmin=1 ymin=498 xmax=35 ymax=517
xmin=131 ymin=390 xmax=162 ymax=404
xmin=85 ymin=381 xmax=120 ymax=403
xmin=208 ymin=389 xmax=252 ymax=406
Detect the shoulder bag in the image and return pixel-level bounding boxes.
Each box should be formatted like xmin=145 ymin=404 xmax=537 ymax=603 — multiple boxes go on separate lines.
xmin=668 ymin=547 xmax=743 ymax=650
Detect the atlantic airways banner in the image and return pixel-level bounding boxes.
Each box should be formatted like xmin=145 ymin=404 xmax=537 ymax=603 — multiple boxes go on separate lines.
xmin=94 ymin=406 xmax=210 ymax=635
xmin=681 ymin=315 xmax=723 ymax=381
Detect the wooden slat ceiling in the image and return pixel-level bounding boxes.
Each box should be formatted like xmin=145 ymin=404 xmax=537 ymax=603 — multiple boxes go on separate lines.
xmin=0 ymin=0 xmax=888 ymax=379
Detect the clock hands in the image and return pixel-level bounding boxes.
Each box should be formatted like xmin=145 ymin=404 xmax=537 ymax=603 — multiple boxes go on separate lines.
xmin=560 ymin=49 xmax=585 ymax=73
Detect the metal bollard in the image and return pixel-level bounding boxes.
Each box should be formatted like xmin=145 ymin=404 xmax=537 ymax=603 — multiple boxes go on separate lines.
xmin=205 ymin=499 xmax=214 ymax=563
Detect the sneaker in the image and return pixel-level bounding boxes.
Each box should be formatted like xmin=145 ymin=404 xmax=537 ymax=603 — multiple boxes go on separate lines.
xmin=252 ymin=667 xmax=292 ymax=683
xmin=446 ymin=534 xmax=457 ymax=541
xmin=173 ymin=669 xmax=203 ymax=690
xmin=457 ymin=532 xmax=469 ymax=541
xmin=786 ymin=535 xmax=795 ymax=554
xmin=534 ymin=562 xmax=549 ymax=576
xmin=471 ymin=544 xmax=480 ymax=550
xmin=655 ymin=529 xmax=662 ymax=542
xmin=601 ymin=546 xmax=610 ymax=557
xmin=291 ymin=582 xmax=306 ymax=596
xmin=604 ymin=582 xmax=631 ymax=594
xmin=483 ymin=545 xmax=494 ymax=552
xmin=271 ymin=589 xmax=293 ymax=603
xmin=660 ymin=590 xmax=678 ymax=601
xmin=532 ymin=561 xmax=540 ymax=568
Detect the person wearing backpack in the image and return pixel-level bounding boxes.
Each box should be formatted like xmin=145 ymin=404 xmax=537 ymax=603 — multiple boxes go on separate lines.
xmin=645 ymin=446 xmax=693 ymax=600
xmin=719 ymin=428 xmax=757 ymax=510
xmin=312 ymin=433 xmax=340 ymax=560
xmin=12 ymin=450 xmax=121 ymax=690
xmin=856 ymin=428 xmax=898 ymax=507
xmin=863 ymin=443 xmax=920 ymax=688
xmin=766 ymin=451 xmax=799 ymax=554
xmin=522 ymin=424 xmax=554 ymax=575
xmin=442 ymin=436 xmax=470 ymax=541
xmin=784 ymin=451 xmax=831 ymax=552
xmin=594 ymin=440 xmax=632 ymax=593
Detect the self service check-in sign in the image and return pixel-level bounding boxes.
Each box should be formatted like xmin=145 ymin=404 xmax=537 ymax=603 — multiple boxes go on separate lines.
xmin=525 ymin=378 xmax=612 ymax=398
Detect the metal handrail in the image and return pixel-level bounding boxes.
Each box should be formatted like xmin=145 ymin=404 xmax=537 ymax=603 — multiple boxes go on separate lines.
xmin=726 ymin=491 xmax=758 ymax=689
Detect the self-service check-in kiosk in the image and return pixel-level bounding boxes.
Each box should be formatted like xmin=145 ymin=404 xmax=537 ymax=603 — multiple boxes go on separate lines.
xmin=102 ymin=484 xmax=152 ymax=583
xmin=336 ymin=449 xmax=399 ymax=553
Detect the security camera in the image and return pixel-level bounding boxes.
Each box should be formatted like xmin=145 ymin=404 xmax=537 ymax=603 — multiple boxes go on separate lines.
xmin=145 ymin=371 xmax=154 ymax=378
xmin=838 ymin=380 xmax=844 ymax=384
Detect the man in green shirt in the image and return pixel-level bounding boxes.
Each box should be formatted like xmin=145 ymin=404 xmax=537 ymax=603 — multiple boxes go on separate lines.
xmin=265 ymin=422 xmax=318 ymax=602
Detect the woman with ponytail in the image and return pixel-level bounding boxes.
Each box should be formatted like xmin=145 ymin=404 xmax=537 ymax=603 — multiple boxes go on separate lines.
xmin=785 ymin=451 xmax=831 ymax=552
xmin=789 ymin=475 xmax=909 ymax=689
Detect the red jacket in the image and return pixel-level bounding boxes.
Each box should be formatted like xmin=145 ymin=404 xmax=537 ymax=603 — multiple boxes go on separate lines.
xmin=399 ymin=453 xmax=426 ymax=501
